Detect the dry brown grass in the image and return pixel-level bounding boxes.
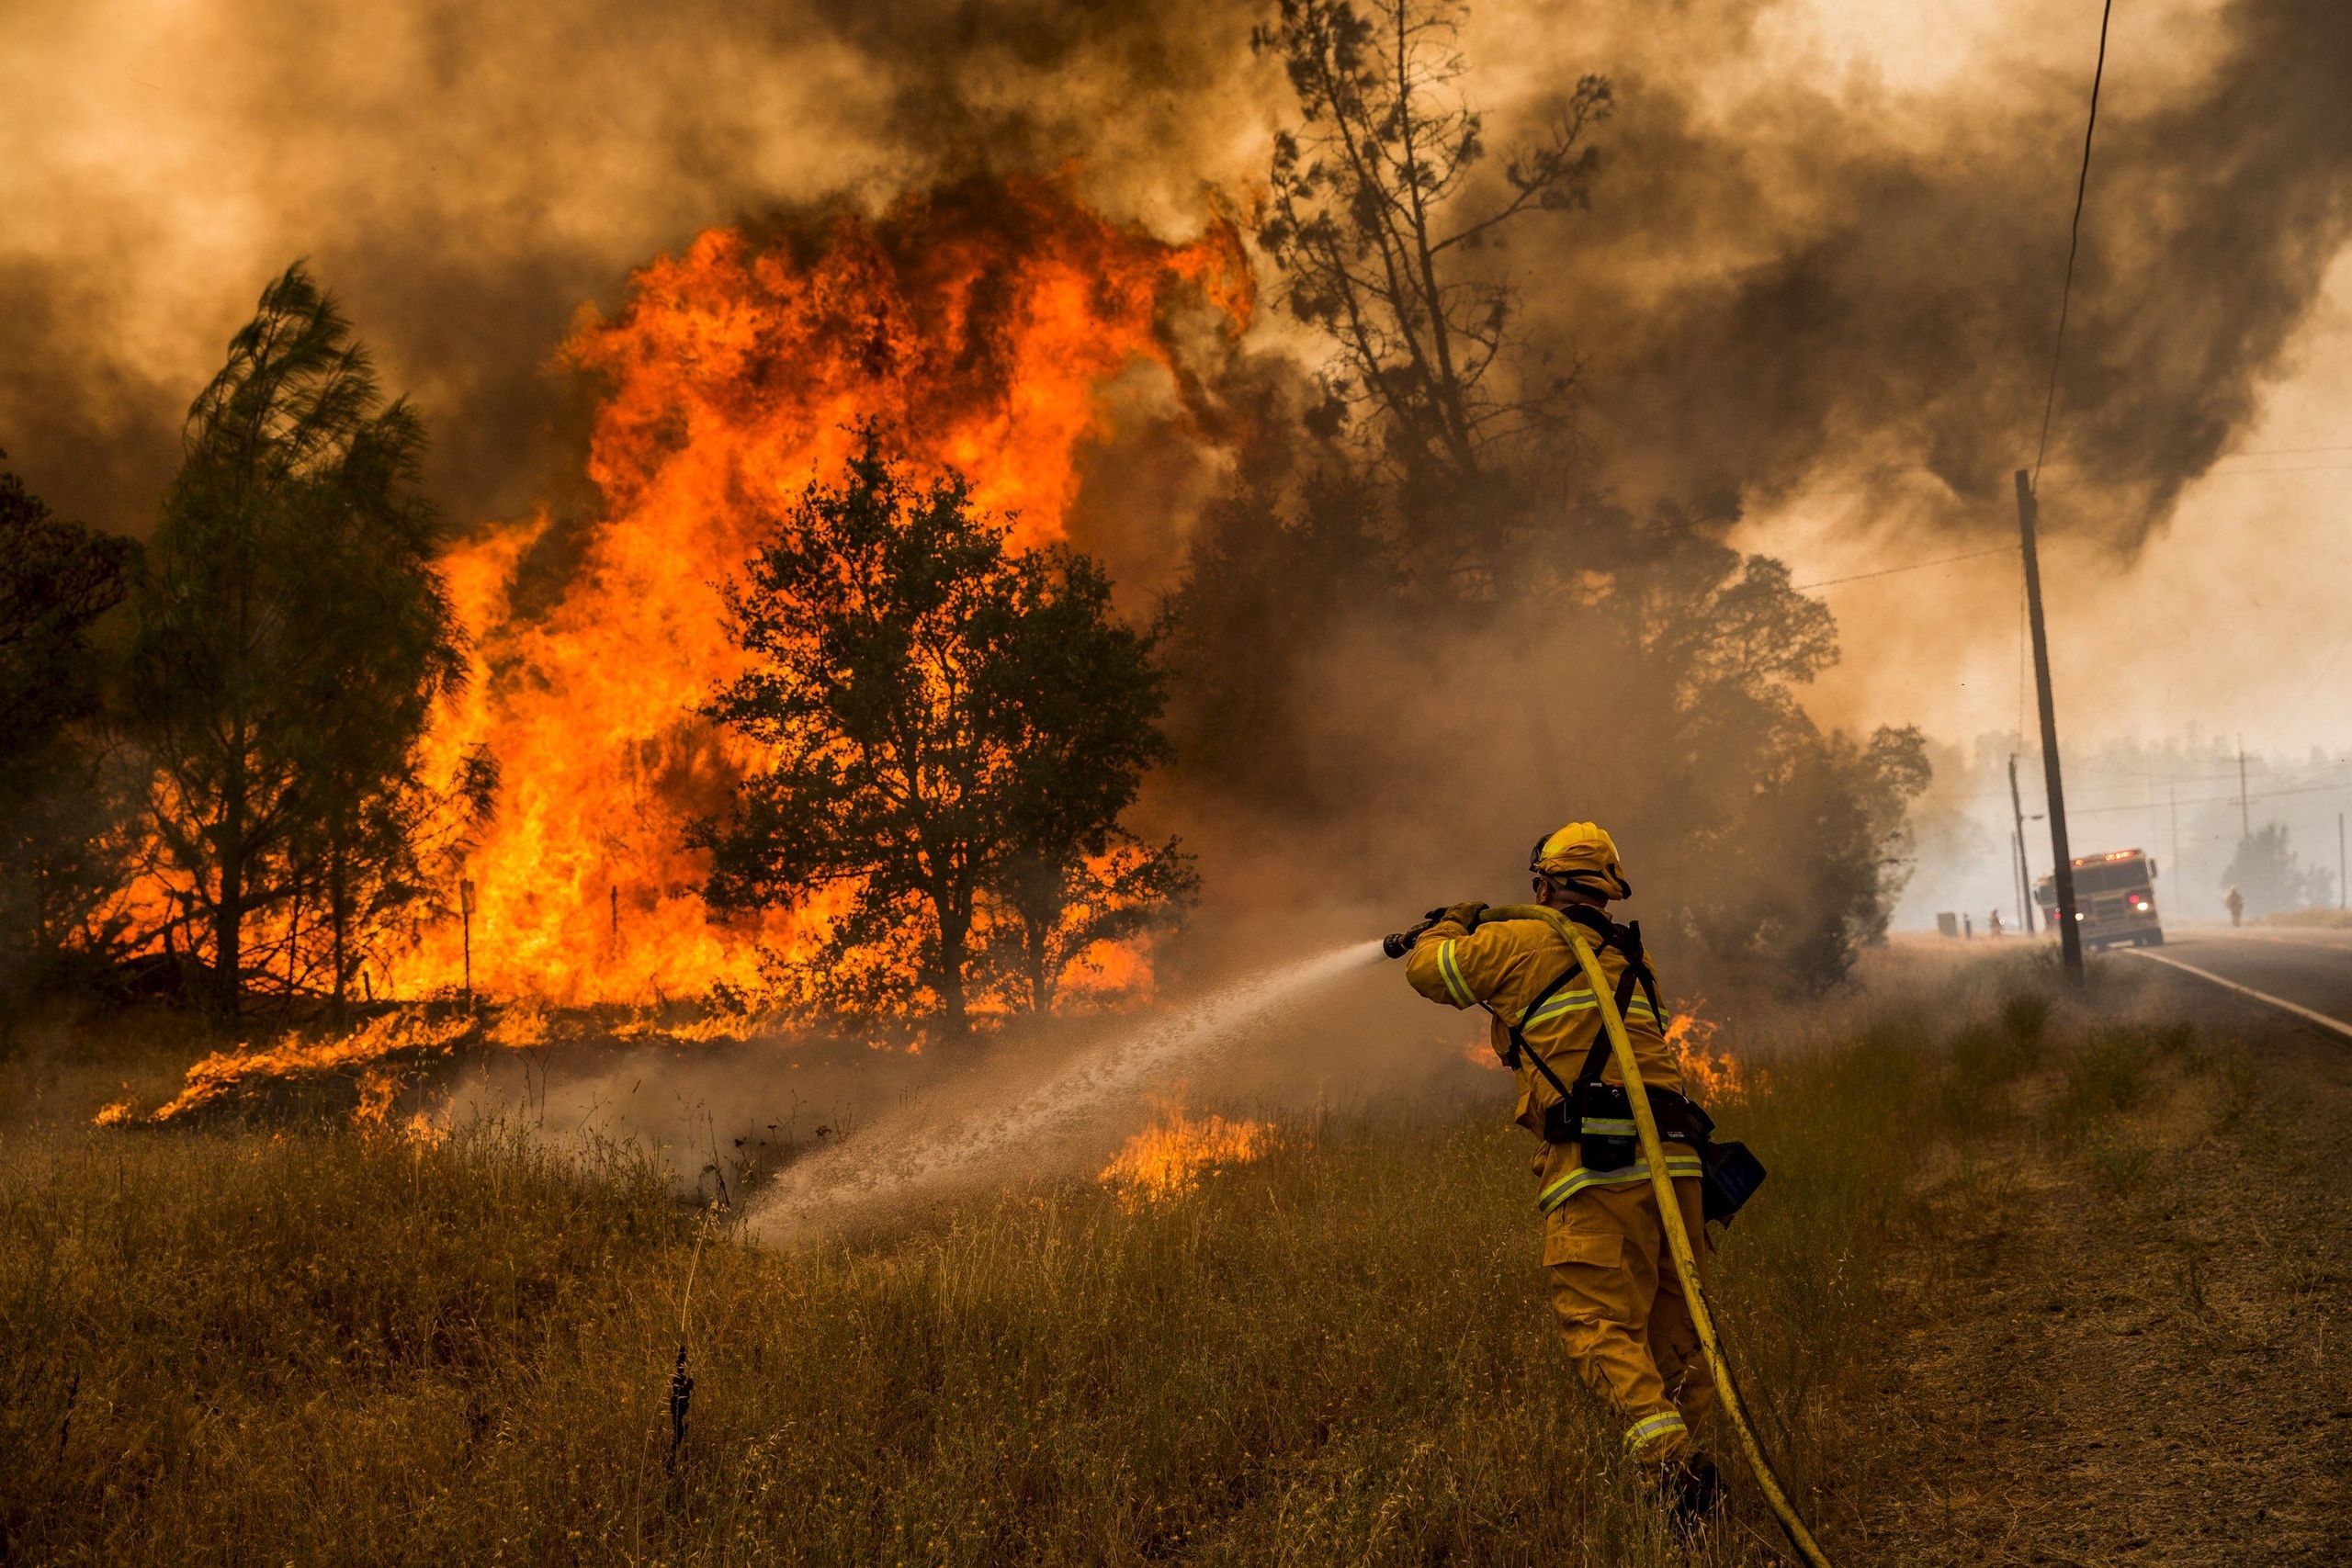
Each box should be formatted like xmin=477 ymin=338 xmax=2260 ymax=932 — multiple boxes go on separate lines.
xmin=0 ymin=950 xmax=2104 ymax=1566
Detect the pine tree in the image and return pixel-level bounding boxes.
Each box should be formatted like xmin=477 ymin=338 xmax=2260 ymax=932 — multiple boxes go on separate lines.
xmin=129 ymin=263 xmax=464 ymax=1015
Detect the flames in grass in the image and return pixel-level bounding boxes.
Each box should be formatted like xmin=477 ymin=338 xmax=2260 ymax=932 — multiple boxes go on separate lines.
xmin=1665 ymin=1004 xmax=1752 ymax=1104
xmin=1098 ymin=1111 xmax=1273 ymax=1207
xmin=399 ymin=175 xmax=1248 ymax=1004
xmin=92 ymin=998 xmax=799 ymax=1132
xmin=97 ymin=1010 xmax=475 ymax=1130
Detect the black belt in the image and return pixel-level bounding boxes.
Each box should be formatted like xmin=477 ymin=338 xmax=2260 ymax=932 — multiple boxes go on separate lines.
xmin=1540 ymin=1080 xmax=1715 ymax=1165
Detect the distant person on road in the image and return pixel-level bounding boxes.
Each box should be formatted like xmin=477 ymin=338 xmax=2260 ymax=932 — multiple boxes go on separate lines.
xmin=1401 ymin=824 xmax=1725 ymax=1528
xmin=1988 ymin=908 xmax=2004 ymax=939
xmin=2227 ymin=885 xmax=2245 ymax=927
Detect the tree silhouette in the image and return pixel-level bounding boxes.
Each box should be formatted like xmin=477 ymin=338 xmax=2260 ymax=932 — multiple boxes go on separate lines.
xmin=1255 ymin=0 xmax=1611 ymax=580
xmin=2223 ymin=823 xmax=2332 ymax=918
xmin=129 ymin=263 xmax=464 ymax=1015
xmin=0 ymin=452 xmax=138 ymax=994
xmin=695 ymin=433 xmax=1191 ymax=1039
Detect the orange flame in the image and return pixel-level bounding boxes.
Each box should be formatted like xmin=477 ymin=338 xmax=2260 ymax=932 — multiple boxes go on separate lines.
xmin=117 ymin=1010 xmax=476 ymax=1126
xmin=1665 ymin=1003 xmax=1753 ymax=1104
xmin=1098 ymin=1111 xmax=1272 ymax=1207
xmin=398 ymin=175 xmax=1249 ymax=1006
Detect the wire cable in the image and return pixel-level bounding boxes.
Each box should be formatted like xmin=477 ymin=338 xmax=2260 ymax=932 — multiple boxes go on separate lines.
xmin=1790 ymin=543 xmax=2020 ymax=592
xmin=2031 ymin=0 xmax=2118 ymax=492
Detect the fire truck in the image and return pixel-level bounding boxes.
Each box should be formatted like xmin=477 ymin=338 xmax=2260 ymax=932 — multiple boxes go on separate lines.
xmin=2035 ymin=848 xmax=2164 ymax=950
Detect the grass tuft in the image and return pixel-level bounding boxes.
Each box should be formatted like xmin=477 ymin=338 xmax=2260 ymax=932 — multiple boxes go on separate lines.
xmin=2083 ymin=1131 xmax=2155 ymax=1197
xmin=2051 ymin=1030 xmax=2150 ymax=1138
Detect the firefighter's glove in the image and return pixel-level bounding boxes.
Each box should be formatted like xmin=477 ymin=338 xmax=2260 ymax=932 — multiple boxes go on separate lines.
xmin=1430 ymin=901 xmax=1487 ymax=931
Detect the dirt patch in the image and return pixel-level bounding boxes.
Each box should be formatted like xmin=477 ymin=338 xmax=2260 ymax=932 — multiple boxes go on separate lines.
xmin=1843 ymin=981 xmax=2352 ymax=1565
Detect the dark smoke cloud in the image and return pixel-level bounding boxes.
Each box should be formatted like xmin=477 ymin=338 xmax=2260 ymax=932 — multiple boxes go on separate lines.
xmin=0 ymin=0 xmax=1262 ymax=533
xmin=1489 ymin=0 xmax=2352 ymax=552
xmin=0 ymin=259 xmax=186 ymax=530
xmin=3 ymin=0 xmax=2344 ymax=572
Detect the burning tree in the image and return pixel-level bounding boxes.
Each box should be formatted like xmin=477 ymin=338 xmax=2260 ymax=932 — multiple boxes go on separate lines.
xmin=128 ymin=263 xmax=472 ymax=1015
xmin=695 ymin=433 xmax=1193 ymax=1039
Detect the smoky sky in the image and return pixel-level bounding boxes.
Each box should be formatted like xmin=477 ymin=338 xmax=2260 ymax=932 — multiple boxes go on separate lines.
xmin=0 ymin=0 xmax=1263 ymax=532
xmin=1556 ymin=0 xmax=2352 ymax=549
xmin=4 ymin=0 xmax=2346 ymax=572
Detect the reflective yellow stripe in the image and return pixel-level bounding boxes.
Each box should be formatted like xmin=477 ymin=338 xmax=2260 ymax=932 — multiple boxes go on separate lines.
xmin=1437 ymin=940 xmax=1476 ymax=1007
xmin=1536 ymin=1155 xmax=1706 ymax=1213
xmin=1522 ymin=990 xmax=1657 ymax=1027
xmin=1624 ymin=1410 xmax=1688 ymax=1451
xmin=1579 ymin=1117 xmax=1638 ymax=1136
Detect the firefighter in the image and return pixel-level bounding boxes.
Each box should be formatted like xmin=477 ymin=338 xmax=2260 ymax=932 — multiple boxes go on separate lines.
xmin=2226 ymin=885 xmax=2245 ymax=927
xmin=1402 ymin=823 xmax=1724 ymax=1523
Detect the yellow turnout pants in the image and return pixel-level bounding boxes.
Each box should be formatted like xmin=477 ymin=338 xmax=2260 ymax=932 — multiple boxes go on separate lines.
xmin=1542 ymin=1170 xmax=1713 ymax=1464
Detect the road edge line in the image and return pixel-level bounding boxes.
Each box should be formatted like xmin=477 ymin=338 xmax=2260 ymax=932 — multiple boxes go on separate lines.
xmin=2120 ymin=948 xmax=2352 ymax=1044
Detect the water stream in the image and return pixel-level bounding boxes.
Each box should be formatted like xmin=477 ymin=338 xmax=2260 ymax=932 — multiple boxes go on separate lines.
xmin=748 ymin=941 xmax=1386 ymax=1244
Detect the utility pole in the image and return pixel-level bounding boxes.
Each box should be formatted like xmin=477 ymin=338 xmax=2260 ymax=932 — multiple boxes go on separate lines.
xmin=2169 ymin=781 xmax=2180 ymax=897
xmin=2017 ymin=470 xmax=2082 ymax=980
xmin=2339 ymin=811 xmax=2346 ymax=909
xmin=2238 ymin=737 xmax=2251 ymax=841
xmin=2011 ymin=829 xmax=2029 ymax=934
xmin=2008 ymin=754 xmax=2038 ymax=933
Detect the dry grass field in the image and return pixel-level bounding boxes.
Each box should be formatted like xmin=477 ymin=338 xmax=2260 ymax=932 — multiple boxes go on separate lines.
xmin=3 ymin=947 xmax=2343 ymax=1566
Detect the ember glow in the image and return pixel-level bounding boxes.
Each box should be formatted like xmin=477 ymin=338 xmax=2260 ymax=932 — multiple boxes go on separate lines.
xmin=401 ymin=175 xmax=1249 ymax=1004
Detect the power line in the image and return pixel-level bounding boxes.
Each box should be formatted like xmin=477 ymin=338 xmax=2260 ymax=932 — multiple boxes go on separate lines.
xmin=1938 ymin=766 xmax=2352 ymax=806
xmin=1790 ymin=544 xmax=2019 ymax=592
xmin=2067 ymin=778 xmax=2352 ymax=816
xmin=2031 ymin=0 xmax=2118 ymax=492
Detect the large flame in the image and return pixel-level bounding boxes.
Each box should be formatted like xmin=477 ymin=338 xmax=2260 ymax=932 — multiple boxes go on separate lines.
xmin=400 ymin=175 xmax=1248 ymax=1004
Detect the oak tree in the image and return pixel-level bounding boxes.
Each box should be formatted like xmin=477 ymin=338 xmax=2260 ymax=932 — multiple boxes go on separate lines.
xmin=696 ymin=434 xmax=1192 ymax=1039
xmin=0 ymin=453 xmax=138 ymax=994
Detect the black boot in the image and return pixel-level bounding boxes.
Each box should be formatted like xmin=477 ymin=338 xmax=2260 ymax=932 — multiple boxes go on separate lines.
xmin=1665 ymin=1452 xmax=1725 ymax=1529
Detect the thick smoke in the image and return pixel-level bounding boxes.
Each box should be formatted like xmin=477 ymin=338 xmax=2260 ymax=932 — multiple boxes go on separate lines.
xmin=1543 ymin=0 xmax=2352 ymax=550
xmin=6 ymin=0 xmax=2344 ymax=559
xmin=0 ymin=0 xmax=1264 ymax=533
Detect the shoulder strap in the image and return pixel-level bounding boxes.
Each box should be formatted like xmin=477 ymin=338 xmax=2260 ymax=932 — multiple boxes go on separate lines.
xmin=1502 ymin=960 xmax=1579 ymax=1073
xmin=1571 ymin=917 xmax=1670 ymax=1087
xmin=1613 ymin=919 xmax=1670 ymax=1033
xmin=1504 ymin=913 xmax=1674 ymax=1097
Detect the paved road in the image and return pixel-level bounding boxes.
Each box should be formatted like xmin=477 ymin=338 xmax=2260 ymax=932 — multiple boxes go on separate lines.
xmin=2128 ymin=925 xmax=2352 ymax=1035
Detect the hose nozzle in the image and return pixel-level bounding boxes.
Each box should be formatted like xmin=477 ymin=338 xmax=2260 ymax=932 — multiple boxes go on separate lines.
xmin=1382 ymin=919 xmax=1438 ymax=960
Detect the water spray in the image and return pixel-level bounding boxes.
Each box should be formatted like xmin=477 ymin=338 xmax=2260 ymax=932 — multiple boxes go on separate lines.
xmin=751 ymin=942 xmax=1385 ymax=1242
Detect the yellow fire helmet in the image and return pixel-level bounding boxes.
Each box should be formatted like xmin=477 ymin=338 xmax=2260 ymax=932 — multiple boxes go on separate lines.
xmin=1530 ymin=821 xmax=1633 ymax=901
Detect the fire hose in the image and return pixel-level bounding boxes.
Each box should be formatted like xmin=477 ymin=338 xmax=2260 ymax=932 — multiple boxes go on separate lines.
xmin=1389 ymin=904 xmax=1833 ymax=1567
